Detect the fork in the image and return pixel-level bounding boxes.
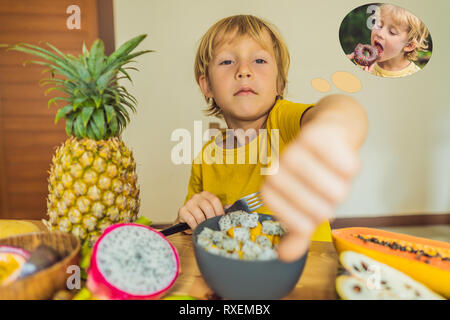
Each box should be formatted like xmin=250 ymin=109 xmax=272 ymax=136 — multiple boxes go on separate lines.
xmin=160 ymin=191 xmax=263 ymax=236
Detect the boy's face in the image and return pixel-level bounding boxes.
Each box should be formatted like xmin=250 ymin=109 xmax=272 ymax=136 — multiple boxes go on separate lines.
xmin=371 ymin=12 xmax=415 ymax=63
xmin=199 ymin=29 xmax=279 ymax=125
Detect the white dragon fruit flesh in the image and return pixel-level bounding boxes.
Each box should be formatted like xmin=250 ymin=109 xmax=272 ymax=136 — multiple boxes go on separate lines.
xmin=87 ymin=223 xmax=180 ymax=300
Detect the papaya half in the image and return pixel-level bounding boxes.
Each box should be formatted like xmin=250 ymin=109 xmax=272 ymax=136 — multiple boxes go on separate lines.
xmin=331 ymin=227 xmax=450 ymax=298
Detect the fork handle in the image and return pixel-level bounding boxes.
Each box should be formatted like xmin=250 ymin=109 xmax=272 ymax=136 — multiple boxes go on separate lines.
xmin=160 ymin=205 xmax=242 ymax=237
xmin=160 ymin=222 xmax=190 ymax=236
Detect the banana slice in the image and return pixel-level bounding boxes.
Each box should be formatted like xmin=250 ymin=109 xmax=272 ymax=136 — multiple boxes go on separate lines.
xmin=0 ymin=220 xmax=40 ymax=239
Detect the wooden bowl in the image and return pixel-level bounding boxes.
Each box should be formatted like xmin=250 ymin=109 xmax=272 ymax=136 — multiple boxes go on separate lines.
xmin=0 ymin=231 xmax=80 ymax=300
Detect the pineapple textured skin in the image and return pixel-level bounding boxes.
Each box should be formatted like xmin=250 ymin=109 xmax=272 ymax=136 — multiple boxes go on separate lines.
xmin=43 ymin=137 xmax=140 ymax=245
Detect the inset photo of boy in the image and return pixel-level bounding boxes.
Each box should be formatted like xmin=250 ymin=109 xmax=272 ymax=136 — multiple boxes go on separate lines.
xmin=340 ymin=3 xmax=432 ymax=78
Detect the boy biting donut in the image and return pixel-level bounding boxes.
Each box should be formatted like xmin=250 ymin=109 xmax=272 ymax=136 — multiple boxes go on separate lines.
xmin=348 ymin=4 xmax=430 ymax=77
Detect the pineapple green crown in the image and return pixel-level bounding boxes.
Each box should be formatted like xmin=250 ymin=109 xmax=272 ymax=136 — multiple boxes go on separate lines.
xmin=5 ymin=34 xmax=152 ymax=140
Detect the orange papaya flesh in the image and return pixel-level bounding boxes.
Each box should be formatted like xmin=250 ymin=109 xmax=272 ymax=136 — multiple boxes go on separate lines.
xmin=332 ymin=227 xmax=450 ymax=298
xmin=249 ymin=222 xmax=262 ymax=242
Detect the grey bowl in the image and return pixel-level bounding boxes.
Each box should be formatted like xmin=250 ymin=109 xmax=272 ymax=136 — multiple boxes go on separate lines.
xmin=193 ymin=213 xmax=308 ymax=300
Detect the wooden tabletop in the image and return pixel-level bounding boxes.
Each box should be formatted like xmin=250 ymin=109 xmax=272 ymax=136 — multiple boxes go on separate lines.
xmin=30 ymin=220 xmax=339 ymax=300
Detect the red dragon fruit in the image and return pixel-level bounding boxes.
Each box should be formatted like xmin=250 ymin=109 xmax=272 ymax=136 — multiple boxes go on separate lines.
xmin=86 ymin=223 xmax=180 ymax=300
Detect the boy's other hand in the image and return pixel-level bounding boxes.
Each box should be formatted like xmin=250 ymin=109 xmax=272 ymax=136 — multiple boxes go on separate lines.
xmin=365 ymin=62 xmax=376 ymax=73
xmin=177 ymin=191 xmax=225 ymax=230
xmin=261 ymin=121 xmax=361 ymax=262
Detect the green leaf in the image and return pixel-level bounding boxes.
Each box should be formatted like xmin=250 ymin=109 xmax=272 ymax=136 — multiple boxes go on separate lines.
xmin=80 ymin=52 xmax=88 ymax=69
xmin=96 ymin=68 xmax=117 ymax=93
xmin=113 ymin=91 xmax=120 ymax=103
xmin=114 ymin=104 xmax=131 ymax=122
xmin=82 ymin=42 xmax=89 ymax=57
xmin=88 ymin=39 xmax=105 ymax=79
xmin=119 ymin=67 xmax=133 ymax=83
xmin=15 ymin=43 xmax=69 ymax=65
xmin=48 ymin=96 xmax=71 ymax=108
xmin=65 ymin=113 xmax=76 ymax=136
xmin=55 ymin=105 xmax=74 ymax=123
xmin=86 ymin=125 xmax=96 ymax=140
xmin=73 ymin=96 xmax=88 ymax=110
xmin=68 ymin=56 xmax=91 ymax=83
xmin=107 ymin=86 xmax=138 ymax=104
xmin=93 ymin=96 xmax=102 ymax=108
xmin=45 ymin=42 xmax=68 ymax=60
xmin=120 ymin=97 xmax=137 ymax=113
xmin=73 ymin=119 xmax=81 ymax=138
xmin=22 ymin=59 xmax=75 ymax=80
xmin=123 ymin=66 xmax=139 ymax=72
xmin=104 ymin=50 xmax=152 ymax=75
xmin=92 ymin=109 xmax=106 ymax=137
xmin=114 ymin=115 xmax=127 ymax=133
xmin=81 ymin=106 xmax=95 ymax=128
xmin=89 ymin=120 xmax=102 ymax=140
xmin=44 ymin=86 xmax=71 ymax=96
xmin=104 ymin=105 xmax=115 ymax=123
xmin=41 ymin=68 xmax=53 ymax=75
xmin=109 ymin=115 xmax=119 ymax=136
xmin=9 ymin=44 xmax=78 ymax=77
xmin=106 ymin=34 xmax=147 ymax=66
xmin=74 ymin=116 xmax=87 ymax=137
xmin=39 ymin=78 xmax=76 ymax=90
xmin=122 ymin=92 xmax=138 ymax=105
xmin=115 ymin=111 xmax=127 ymax=128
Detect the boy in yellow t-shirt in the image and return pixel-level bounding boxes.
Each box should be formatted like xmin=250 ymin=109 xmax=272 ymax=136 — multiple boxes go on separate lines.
xmin=176 ymin=15 xmax=368 ymax=261
xmin=349 ymin=4 xmax=430 ymax=78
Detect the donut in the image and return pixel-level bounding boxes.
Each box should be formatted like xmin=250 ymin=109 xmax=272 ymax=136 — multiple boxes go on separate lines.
xmin=353 ymin=43 xmax=378 ymax=66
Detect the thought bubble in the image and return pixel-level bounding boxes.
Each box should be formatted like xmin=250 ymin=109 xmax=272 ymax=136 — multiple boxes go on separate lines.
xmin=311 ymin=78 xmax=331 ymax=93
xmin=311 ymin=72 xmax=362 ymax=93
xmin=331 ymin=71 xmax=362 ymax=93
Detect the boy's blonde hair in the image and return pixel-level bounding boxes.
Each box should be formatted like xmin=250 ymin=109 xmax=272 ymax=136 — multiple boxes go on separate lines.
xmin=194 ymin=15 xmax=290 ymax=117
xmin=379 ymin=4 xmax=430 ymax=61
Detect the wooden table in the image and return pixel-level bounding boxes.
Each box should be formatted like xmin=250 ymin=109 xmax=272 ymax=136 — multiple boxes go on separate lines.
xmin=30 ymin=220 xmax=339 ymax=300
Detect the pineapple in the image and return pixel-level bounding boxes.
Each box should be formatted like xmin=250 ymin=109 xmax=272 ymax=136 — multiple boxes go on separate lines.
xmin=5 ymin=35 xmax=152 ymax=245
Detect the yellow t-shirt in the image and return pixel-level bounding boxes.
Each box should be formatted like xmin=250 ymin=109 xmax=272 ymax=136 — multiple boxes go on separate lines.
xmin=371 ymin=61 xmax=421 ymax=78
xmin=185 ymin=98 xmax=332 ymax=242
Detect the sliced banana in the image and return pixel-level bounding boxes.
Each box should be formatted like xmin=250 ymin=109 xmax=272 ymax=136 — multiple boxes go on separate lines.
xmin=0 ymin=220 xmax=40 ymax=239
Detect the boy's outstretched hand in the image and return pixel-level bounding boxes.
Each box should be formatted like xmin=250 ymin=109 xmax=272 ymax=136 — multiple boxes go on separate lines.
xmin=176 ymin=191 xmax=225 ymax=230
xmin=261 ymin=94 xmax=366 ymax=262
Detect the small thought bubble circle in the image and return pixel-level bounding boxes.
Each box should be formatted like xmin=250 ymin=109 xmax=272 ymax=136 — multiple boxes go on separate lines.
xmin=311 ymin=78 xmax=331 ymax=92
xmin=331 ymin=71 xmax=362 ymax=93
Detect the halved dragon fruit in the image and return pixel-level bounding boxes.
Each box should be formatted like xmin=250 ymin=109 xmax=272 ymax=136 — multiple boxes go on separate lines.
xmin=86 ymin=223 xmax=180 ymax=300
